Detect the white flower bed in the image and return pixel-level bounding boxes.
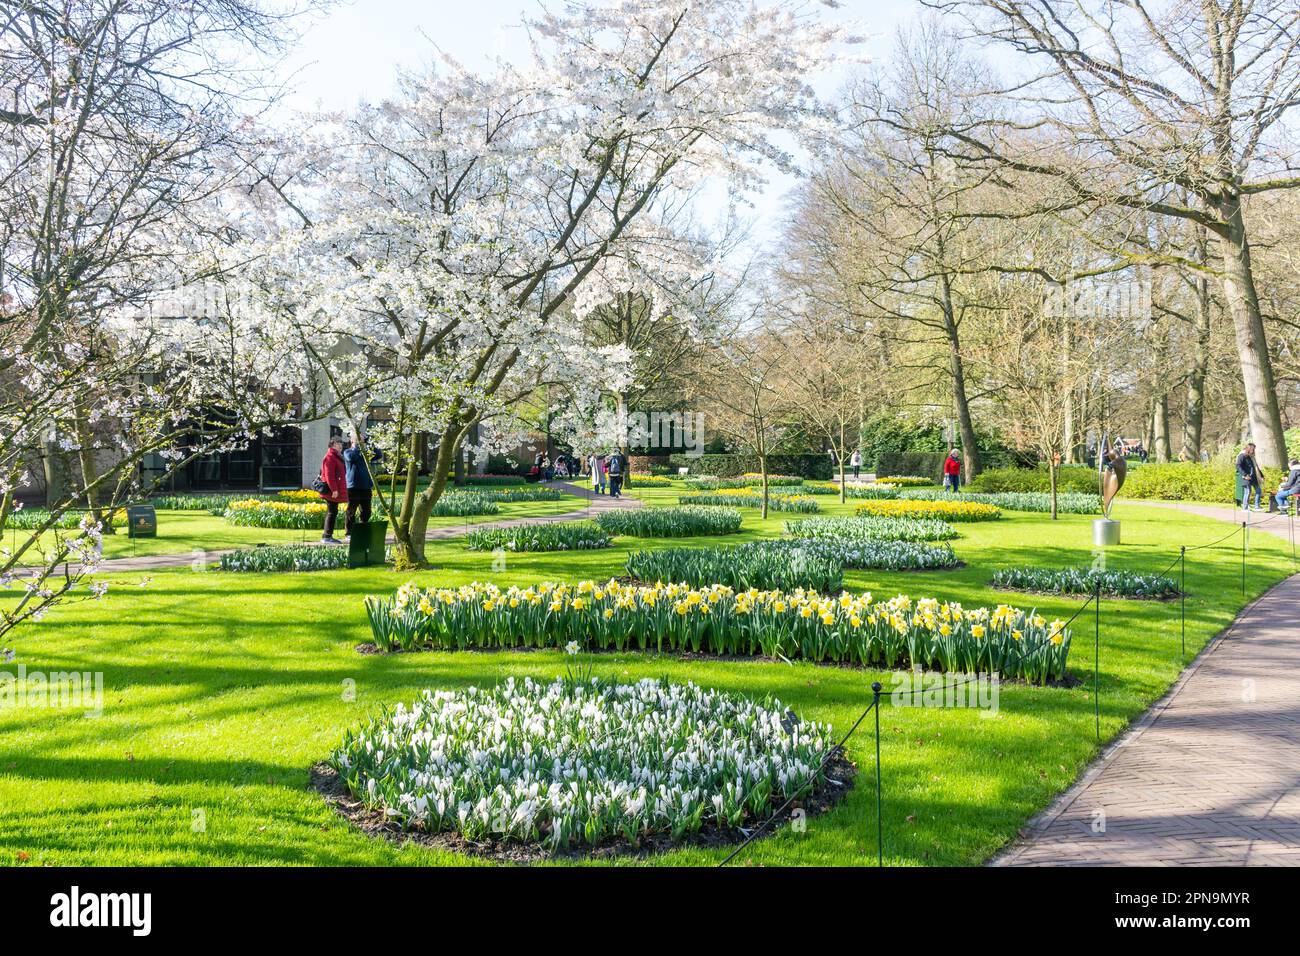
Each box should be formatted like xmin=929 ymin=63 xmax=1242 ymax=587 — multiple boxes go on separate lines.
xmin=330 ymin=677 xmax=834 ymax=851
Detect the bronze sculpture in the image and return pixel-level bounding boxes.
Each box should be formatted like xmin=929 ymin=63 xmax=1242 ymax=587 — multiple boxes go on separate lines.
xmin=1098 ymin=435 xmax=1127 ymax=520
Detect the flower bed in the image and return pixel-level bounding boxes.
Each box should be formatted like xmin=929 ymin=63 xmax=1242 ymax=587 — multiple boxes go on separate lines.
xmin=683 ymin=475 xmax=803 ymax=490
xmin=219 ymin=544 xmax=351 ymax=573
xmin=328 ymin=677 xmax=836 ymax=852
xmin=990 ymin=566 xmax=1181 ymax=599
xmin=679 ymin=491 xmax=821 ymax=514
xmin=475 ymin=485 xmax=566 ymax=502
xmin=464 ymin=521 xmax=611 ymax=552
xmin=594 ymin=505 xmax=742 ymax=537
xmin=842 ymin=485 xmax=902 ymax=500
xmin=874 ymin=476 xmax=935 ymax=487
xmin=364 ymin=580 xmax=1073 ymax=682
xmin=428 ymin=492 xmax=501 ymax=517
xmin=784 ymin=515 xmax=959 ymax=543
xmin=898 ymin=489 xmax=1101 ymax=515
xmin=150 ymin=493 xmax=274 ymax=511
xmin=854 ymin=499 xmax=1001 ymax=522
xmin=624 ymin=475 xmax=674 ymax=487
xmin=223 ymin=499 xmax=327 ymax=529
xmin=3 ymin=508 xmax=126 ymax=531
xmin=277 ymin=489 xmax=321 ymax=503
xmin=625 ymin=541 xmax=845 ymax=592
xmin=624 ymin=537 xmax=959 ymax=591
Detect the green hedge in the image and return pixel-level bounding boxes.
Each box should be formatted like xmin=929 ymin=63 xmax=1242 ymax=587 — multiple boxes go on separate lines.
xmin=967 ymin=466 xmax=1098 ymax=495
xmin=667 ymin=453 xmax=832 ymax=480
xmin=873 ymin=452 xmax=948 ymax=482
xmin=1121 ymin=462 xmax=1287 ymax=503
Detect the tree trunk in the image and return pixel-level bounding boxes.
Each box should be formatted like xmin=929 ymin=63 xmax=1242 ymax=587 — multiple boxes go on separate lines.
xmin=1181 ymin=269 xmax=1211 ymax=461
xmin=1152 ymin=394 xmax=1171 ymax=463
xmin=1213 ymin=196 xmax=1286 ymax=467
xmin=937 ymin=275 xmax=982 ymax=482
xmin=1048 ymin=456 xmax=1058 ymax=520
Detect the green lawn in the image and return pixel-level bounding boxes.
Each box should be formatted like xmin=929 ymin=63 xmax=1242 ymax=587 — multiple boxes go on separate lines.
xmin=11 ymin=493 xmax=589 ymax=564
xmin=1 ymin=483 xmax=1294 ymax=866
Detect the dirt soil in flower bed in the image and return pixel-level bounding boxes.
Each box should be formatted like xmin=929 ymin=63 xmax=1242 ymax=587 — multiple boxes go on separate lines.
xmin=353 ymin=641 xmax=1080 ymax=687
xmin=309 ymin=753 xmax=855 ymax=864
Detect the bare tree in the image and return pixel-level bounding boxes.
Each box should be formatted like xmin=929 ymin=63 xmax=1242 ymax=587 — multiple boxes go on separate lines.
xmin=930 ymin=0 xmax=1300 ymax=466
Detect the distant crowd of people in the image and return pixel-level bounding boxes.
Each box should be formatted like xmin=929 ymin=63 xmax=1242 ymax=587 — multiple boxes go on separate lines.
xmin=525 ymin=449 xmax=629 ymax=498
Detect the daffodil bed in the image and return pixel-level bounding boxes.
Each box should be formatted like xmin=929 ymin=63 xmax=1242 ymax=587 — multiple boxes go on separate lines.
xmin=322 ymin=677 xmax=849 ymax=858
xmin=362 ymin=580 xmax=1073 ymax=683
xmin=223 ymin=499 xmax=327 ymax=529
xmin=854 ymin=499 xmax=1002 ymax=523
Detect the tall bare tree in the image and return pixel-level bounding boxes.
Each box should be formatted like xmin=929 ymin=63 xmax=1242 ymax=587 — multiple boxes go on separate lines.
xmin=931 ymin=0 xmax=1300 ymax=466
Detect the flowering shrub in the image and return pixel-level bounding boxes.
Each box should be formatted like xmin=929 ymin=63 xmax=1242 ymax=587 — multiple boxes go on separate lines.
xmin=898 ymin=489 xmax=1101 ymax=515
xmin=991 ymin=566 xmax=1181 ymax=599
xmin=624 ymin=537 xmax=959 ymax=591
xmin=223 ymin=499 xmax=327 ymax=529
xmin=329 ymin=677 xmax=834 ymax=850
xmin=464 ymin=521 xmax=611 ymax=552
xmin=854 ymin=499 xmax=1001 ymax=522
xmin=594 ymin=505 xmax=742 ymax=537
xmin=220 ymin=545 xmax=351 ymax=573
xmin=784 ymin=515 xmax=959 ymax=543
xmin=364 ymin=580 xmax=1073 ymax=681
xmin=679 ymin=491 xmax=821 ymax=514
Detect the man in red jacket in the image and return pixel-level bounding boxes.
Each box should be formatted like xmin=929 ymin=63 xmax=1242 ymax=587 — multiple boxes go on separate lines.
xmin=319 ymin=437 xmax=349 ymax=543
xmin=943 ymin=449 xmax=961 ymax=491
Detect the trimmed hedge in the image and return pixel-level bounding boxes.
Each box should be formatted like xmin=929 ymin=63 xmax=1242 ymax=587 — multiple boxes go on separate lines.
xmin=1121 ymin=462 xmax=1286 ymax=503
xmin=668 ymin=453 xmax=833 ymax=480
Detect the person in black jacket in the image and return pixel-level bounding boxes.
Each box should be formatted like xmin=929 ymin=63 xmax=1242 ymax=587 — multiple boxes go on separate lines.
xmin=1275 ymin=458 xmax=1300 ymax=513
xmin=343 ymin=433 xmax=375 ymax=536
xmin=1236 ymin=442 xmax=1262 ymax=511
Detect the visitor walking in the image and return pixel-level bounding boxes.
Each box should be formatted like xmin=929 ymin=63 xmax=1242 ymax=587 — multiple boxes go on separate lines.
xmin=317 ymin=436 xmax=348 ymax=544
xmin=343 ymin=433 xmax=374 ymax=537
xmin=1275 ymin=459 xmax=1300 ymax=514
xmin=850 ymin=450 xmax=861 ymax=480
xmin=607 ymin=448 xmax=625 ymax=498
xmin=589 ymin=453 xmax=606 ymax=495
xmin=1237 ymin=442 xmax=1263 ymax=511
xmin=943 ymin=449 xmax=961 ymax=491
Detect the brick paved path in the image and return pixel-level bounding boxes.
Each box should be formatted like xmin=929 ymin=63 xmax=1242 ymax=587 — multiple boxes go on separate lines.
xmin=20 ymin=481 xmax=640 ymax=577
xmin=995 ymin=505 xmax=1300 ymax=866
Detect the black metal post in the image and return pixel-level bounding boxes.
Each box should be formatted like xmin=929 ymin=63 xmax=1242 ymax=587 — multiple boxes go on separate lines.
xmin=1179 ymin=546 xmax=1186 ymax=659
xmin=1241 ymin=521 xmax=1247 ymax=596
xmin=872 ymin=681 xmax=883 ymax=867
xmin=1094 ymin=582 xmax=1101 ymax=742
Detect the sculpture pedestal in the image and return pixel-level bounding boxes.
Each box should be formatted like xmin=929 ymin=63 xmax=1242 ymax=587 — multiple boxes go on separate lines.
xmin=1093 ymin=519 xmax=1121 ymax=547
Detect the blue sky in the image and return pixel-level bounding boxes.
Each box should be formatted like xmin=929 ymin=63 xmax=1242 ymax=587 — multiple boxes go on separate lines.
xmin=278 ymin=0 xmax=921 ymax=251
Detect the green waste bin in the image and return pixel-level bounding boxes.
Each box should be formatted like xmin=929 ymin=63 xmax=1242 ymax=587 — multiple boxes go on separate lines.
xmin=126 ymin=505 xmax=157 ymax=538
xmin=347 ymin=519 xmax=389 ymax=568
